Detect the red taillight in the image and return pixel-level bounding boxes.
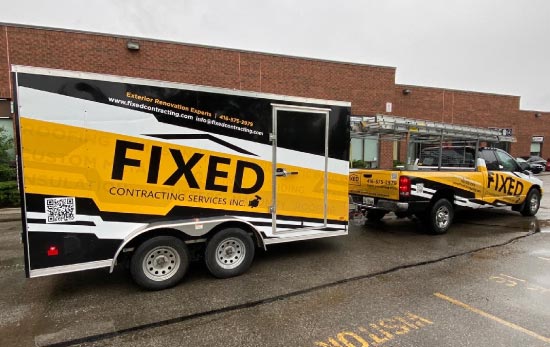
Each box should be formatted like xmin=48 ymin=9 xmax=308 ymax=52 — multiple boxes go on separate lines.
xmin=399 ymin=176 xmax=411 ymax=197
xmin=47 ymin=246 xmax=59 ymax=256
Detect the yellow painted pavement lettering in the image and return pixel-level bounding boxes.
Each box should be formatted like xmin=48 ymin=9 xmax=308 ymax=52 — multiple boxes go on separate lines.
xmin=379 ymin=318 xmax=410 ymax=335
xmin=489 ymin=275 xmax=519 ymax=287
xmin=336 ymin=332 xmax=370 ymax=347
xmin=434 ymin=292 xmax=550 ymax=344
xmin=315 ymin=338 xmax=343 ymax=347
xmin=394 ymin=316 xmax=418 ymax=330
xmin=490 ymin=274 xmax=550 ymax=294
xmin=365 ymin=323 xmax=393 ymax=344
xmin=405 ymin=312 xmax=434 ymax=328
xmin=357 ymin=326 xmax=389 ymax=345
xmin=313 ymin=312 xmax=434 ymax=346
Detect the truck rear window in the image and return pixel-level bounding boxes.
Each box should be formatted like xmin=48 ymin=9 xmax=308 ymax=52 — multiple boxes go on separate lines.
xmin=420 ymin=147 xmax=475 ymax=168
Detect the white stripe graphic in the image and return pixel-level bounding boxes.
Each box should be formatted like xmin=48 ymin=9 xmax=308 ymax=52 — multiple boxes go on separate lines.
xmin=19 ymin=87 xmax=348 ymax=174
xmin=27 ymin=212 xmax=146 ymax=240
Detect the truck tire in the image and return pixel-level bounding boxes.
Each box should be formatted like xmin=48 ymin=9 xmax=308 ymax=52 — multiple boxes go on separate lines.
xmin=366 ymin=210 xmax=386 ymax=222
xmin=130 ymin=236 xmax=190 ymax=290
xmin=205 ymin=228 xmax=255 ymax=278
xmin=520 ymin=189 xmax=540 ymax=216
xmin=426 ymin=198 xmax=454 ymax=234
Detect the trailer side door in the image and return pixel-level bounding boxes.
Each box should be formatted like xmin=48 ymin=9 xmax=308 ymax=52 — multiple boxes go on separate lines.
xmin=271 ymin=105 xmax=330 ymax=233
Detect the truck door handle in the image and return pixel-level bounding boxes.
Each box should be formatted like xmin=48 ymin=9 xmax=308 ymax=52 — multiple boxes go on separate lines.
xmin=276 ymin=168 xmax=299 ymax=177
xmin=363 ymin=174 xmax=372 ymax=178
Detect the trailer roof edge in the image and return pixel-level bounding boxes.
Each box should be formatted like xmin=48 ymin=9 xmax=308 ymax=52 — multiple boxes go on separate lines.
xmin=11 ymin=65 xmax=352 ymax=107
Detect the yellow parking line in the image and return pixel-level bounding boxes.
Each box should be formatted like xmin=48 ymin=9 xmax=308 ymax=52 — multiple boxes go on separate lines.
xmin=434 ymin=292 xmax=550 ymax=344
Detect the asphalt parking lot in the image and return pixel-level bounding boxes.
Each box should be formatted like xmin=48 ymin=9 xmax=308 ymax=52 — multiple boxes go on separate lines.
xmin=1 ymin=175 xmax=549 ymax=347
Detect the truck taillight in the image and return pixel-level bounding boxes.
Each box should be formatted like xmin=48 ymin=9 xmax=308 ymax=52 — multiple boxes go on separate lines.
xmin=399 ymin=176 xmax=411 ymax=197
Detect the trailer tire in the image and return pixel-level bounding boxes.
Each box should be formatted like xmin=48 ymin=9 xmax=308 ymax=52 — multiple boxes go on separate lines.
xmin=130 ymin=236 xmax=189 ymax=290
xmin=205 ymin=228 xmax=255 ymax=279
xmin=366 ymin=210 xmax=386 ymax=222
xmin=426 ymin=198 xmax=453 ymax=234
xmin=520 ymin=189 xmax=540 ymax=216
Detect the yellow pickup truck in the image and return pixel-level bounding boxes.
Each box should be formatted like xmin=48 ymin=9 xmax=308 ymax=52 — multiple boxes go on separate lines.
xmin=349 ymin=147 xmax=543 ymax=234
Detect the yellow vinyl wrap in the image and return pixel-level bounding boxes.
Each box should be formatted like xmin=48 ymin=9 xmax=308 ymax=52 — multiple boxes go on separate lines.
xmin=349 ymin=170 xmax=400 ymax=200
xmin=21 ymin=118 xmax=349 ymax=221
xmin=349 ymin=167 xmax=539 ymax=205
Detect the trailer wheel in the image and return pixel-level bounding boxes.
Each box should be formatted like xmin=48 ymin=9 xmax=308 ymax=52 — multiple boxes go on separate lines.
xmin=205 ymin=228 xmax=255 ymax=278
xmin=130 ymin=236 xmax=189 ymax=290
xmin=426 ymin=198 xmax=453 ymax=234
xmin=366 ymin=210 xmax=386 ymax=222
xmin=520 ymin=189 xmax=540 ymax=216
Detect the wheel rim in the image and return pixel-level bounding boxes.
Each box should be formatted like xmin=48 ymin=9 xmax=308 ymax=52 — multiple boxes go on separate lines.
xmin=436 ymin=206 xmax=450 ymax=229
xmin=215 ymin=237 xmax=246 ymax=269
xmin=142 ymin=246 xmax=180 ymax=282
xmin=530 ymin=194 xmax=539 ymax=213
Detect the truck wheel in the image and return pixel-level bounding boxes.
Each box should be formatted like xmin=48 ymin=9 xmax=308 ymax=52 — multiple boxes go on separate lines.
xmin=366 ymin=210 xmax=386 ymax=222
xmin=521 ymin=189 xmax=540 ymax=216
xmin=426 ymin=198 xmax=453 ymax=234
xmin=130 ymin=236 xmax=189 ymax=290
xmin=205 ymin=228 xmax=255 ymax=278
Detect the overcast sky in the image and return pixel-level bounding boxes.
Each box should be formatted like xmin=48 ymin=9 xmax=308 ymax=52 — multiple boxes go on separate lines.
xmin=1 ymin=0 xmax=549 ymax=111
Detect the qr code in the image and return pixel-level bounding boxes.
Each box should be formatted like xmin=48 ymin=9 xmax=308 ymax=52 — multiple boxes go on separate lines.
xmin=45 ymin=197 xmax=76 ymax=223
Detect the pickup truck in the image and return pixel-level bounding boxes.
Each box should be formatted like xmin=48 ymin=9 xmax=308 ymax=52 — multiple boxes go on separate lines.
xmin=349 ymin=147 xmax=543 ymax=234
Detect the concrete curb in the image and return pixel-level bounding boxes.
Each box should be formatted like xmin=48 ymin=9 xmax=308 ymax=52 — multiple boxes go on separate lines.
xmin=0 ymin=208 xmax=22 ymax=222
xmin=1 ymin=217 xmax=21 ymax=222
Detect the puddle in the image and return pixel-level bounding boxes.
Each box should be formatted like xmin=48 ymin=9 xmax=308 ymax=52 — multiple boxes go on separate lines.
xmin=535 ymin=219 xmax=550 ymax=232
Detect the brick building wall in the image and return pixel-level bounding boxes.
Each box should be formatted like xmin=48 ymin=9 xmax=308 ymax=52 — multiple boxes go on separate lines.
xmin=379 ymin=141 xmax=395 ymax=169
xmin=0 ymin=25 xmax=396 ymax=117
xmin=0 ymin=24 xmax=548 ymax=167
xmin=393 ymin=85 xmax=550 ymax=159
xmin=514 ymin=109 xmax=549 ymax=157
xmin=0 ymin=27 xmax=11 ymax=98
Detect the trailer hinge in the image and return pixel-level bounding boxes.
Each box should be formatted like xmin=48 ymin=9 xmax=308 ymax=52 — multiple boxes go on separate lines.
xmin=269 ymin=133 xmax=276 ymax=142
xmin=269 ymin=206 xmax=274 ymax=213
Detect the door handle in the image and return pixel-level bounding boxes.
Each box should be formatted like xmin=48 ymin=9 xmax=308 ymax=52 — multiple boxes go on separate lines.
xmin=276 ymin=168 xmax=299 ymax=177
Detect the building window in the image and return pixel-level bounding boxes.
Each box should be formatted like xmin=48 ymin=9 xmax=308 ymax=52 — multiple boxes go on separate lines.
xmin=530 ymin=142 xmax=542 ymax=156
xmin=530 ymin=136 xmax=544 ymax=156
xmin=350 ymin=137 xmax=378 ymax=168
xmin=487 ymin=142 xmax=509 ymax=152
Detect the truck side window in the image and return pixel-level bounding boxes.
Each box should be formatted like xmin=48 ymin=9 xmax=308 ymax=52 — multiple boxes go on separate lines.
xmin=495 ymin=150 xmax=520 ymax=172
xmin=479 ymin=150 xmax=499 ymax=170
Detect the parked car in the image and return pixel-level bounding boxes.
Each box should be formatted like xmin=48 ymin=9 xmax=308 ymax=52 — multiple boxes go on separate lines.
xmin=527 ymin=155 xmax=547 ymax=171
xmin=517 ymin=157 xmax=544 ymax=174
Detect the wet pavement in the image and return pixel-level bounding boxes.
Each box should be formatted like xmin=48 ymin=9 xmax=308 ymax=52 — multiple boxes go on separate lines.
xmin=0 ymin=177 xmax=549 ymax=346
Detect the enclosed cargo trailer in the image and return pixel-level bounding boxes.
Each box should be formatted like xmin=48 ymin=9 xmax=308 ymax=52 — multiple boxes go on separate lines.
xmin=13 ymin=66 xmax=351 ymax=290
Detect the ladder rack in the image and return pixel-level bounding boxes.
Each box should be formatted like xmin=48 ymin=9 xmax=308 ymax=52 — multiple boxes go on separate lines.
xmin=351 ymin=114 xmax=515 ymax=143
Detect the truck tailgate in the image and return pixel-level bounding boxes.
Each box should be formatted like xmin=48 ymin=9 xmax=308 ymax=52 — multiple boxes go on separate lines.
xmin=349 ymin=170 xmax=399 ymax=200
